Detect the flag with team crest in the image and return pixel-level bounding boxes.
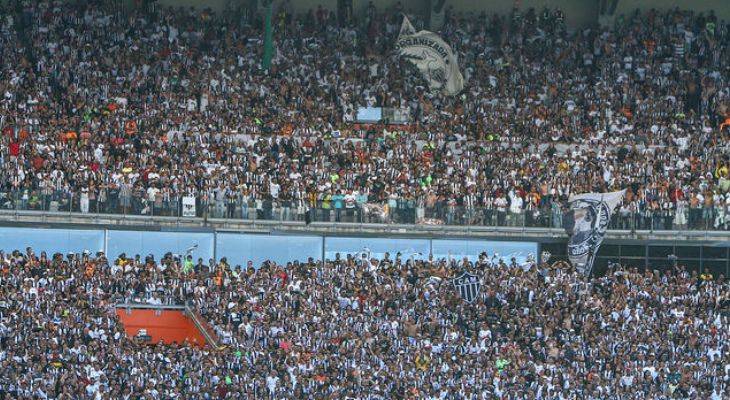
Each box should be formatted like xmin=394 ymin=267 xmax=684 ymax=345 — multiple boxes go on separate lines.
xmin=563 ymin=190 xmax=626 ymax=277
xmin=395 ymin=15 xmax=464 ymax=96
xmin=452 ymin=271 xmax=481 ymax=303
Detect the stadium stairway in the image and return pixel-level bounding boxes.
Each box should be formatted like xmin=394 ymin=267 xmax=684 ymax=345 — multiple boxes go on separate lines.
xmin=13 ymin=2 xmax=36 ymax=71
xmin=114 ymin=303 xmax=219 ymax=349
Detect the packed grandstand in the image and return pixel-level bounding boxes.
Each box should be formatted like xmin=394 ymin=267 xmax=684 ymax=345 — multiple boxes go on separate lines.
xmin=1 ymin=247 xmax=729 ymax=400
xmin=1 ymin=0 xmax=730 ymax=399
xmin=0 ymin=1 xmax=729 ymax=231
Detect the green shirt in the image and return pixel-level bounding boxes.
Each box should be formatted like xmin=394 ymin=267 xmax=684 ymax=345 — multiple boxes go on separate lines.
xmin=321 ymin=194 xmax=332 ymax=209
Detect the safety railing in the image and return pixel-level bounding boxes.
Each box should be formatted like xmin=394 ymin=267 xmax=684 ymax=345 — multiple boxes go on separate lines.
xmin=0 ymin=189 xmax=728 ymax=235
xmin=185 ymin=300 xmax=220 ymax=350
xmin=115 ymin=303 xmax=186 ymax=310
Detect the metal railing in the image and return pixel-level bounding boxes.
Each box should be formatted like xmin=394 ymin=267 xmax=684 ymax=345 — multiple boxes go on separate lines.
xmin=1 ymin=188 xmax=728 ymax=236
xmin=115 ymin=303 xmax=185 ymax=310
xmin=185 ymin=300 xmax=219 ymax=350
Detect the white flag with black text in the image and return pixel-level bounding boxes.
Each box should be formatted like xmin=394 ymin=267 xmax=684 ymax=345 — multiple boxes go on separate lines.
xmin=395 ymin=15 xmax=464 ymax=96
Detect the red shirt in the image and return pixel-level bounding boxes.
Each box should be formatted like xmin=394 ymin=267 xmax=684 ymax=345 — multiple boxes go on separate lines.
xmin=216 ymin=383 xmax=229 ymax=399
xmin=9 ymin=142 xmax=20 ymax=156
xmin=278 ymin=271 xmax=288 ymax=286
xmin=32 ymin=156 xmax=44 ymax=170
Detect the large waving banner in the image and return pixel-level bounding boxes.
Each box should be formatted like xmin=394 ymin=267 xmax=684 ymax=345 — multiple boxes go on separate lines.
xmin=563 ymin=190 xmax=626 ymax=277
xmin=395 ymin=15 xmax=464 ymax=96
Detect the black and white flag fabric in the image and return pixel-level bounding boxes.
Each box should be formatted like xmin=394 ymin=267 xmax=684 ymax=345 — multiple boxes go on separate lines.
xmin=362 ymin=203 xmax=390 ymax=223
xmin=395 ymin=15 xmax=464 ymax=96
xmin=452 ymin=271 xmax=481 ymax=304
xmin=563 ymin=190 xmax=626 ymax=277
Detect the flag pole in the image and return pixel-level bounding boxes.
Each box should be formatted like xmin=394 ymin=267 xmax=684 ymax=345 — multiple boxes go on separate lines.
xmin=262 ymin=0 xmax=273 ymax=72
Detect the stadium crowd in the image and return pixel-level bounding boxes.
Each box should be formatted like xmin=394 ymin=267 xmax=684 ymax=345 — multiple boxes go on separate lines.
xmin=1 ymin=1 xmax=730 ymax=399
xmin=0 ymin=1 xmax=729 ymax=230
xmin=0 ymin=246 xmax=729 ymax=399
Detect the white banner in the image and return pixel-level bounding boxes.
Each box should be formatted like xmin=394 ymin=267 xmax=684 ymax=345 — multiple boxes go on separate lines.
xmin=182 ymin=196 xmax=196 ymax=217
xmin=563 ymin=190 xmax=626 ymax=276
xmin=362 ymin=203 xmax=391 ymax=223
xmin=416 ymin=217 xmax=444 ymax=225
xmin=395 ymin=15 xmax=464 ymax=96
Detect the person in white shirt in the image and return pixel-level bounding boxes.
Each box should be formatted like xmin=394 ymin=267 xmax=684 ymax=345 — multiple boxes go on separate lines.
xmin=146 ymin=185 xmax=160 ymax=203
xmin=266 ymin=370 xmax=279 ymax=394
xmin=269 ymin=179 xmax=281 ymax=199
xmin=508 ymin=190 xmax=524 ymax=226
xmin=344 ymin=190 xmax=357 ymax=222
xmin=495 ymin=195 xmax=508 ymax=226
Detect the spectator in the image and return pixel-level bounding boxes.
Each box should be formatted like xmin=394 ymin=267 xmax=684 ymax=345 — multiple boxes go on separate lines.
xmin=0 ymin=3 xmax=728 ymax=232
xmin=1 ymin=244 xmax=729 ymax=399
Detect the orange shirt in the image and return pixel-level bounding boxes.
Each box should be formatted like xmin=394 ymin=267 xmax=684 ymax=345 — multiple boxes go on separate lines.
xmin=125 ymin=121 xmax=138 ymax=134
xmin=84 ymin=263 xmax=96 ymax=277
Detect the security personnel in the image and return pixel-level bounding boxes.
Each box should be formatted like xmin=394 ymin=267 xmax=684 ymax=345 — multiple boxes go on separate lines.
xmin=700 ymin=268 xmax=714 ymax=283
xmin=217 ymin=257 xmax=231 ymax=271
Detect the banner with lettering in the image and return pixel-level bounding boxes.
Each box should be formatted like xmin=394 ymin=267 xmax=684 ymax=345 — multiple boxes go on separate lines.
xmin=182 ymin=196 xmax=197 ymax=217
xmin=395 ymin=15 xmax=464 ymax=96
